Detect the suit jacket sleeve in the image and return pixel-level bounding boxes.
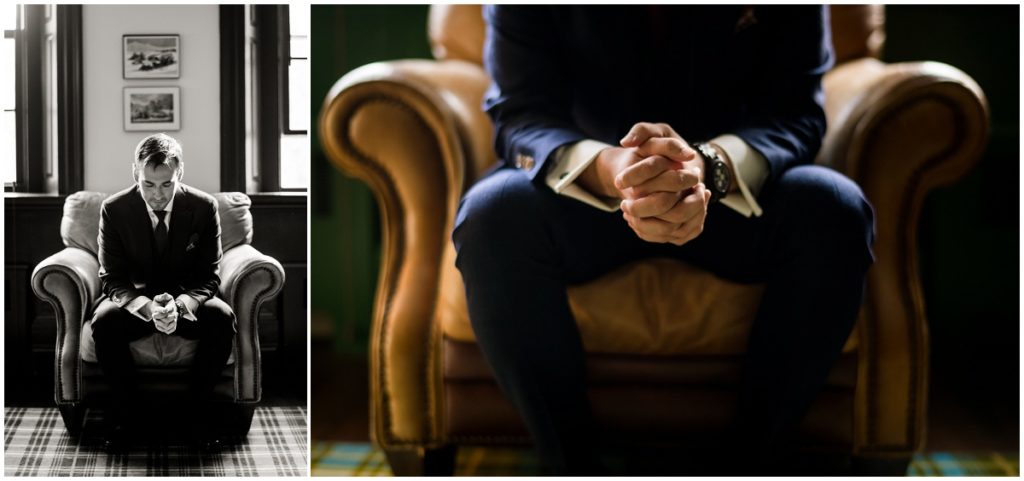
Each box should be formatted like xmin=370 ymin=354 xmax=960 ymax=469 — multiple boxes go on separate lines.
xmin=730 ymin=6 xmax=834 ymax=185
xmin=98 ymin=202 xmax=143 ymax=308
xmin=483 ymin=5 xmax=586 ymax=184
xmin=182 ymin=197 xmax=222 ymax=306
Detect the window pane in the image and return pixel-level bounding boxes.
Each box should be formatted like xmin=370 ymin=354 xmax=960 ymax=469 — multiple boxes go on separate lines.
xmin=2 ymin=111 xmax=14 ymax=184
xmin=280 ymin=134 xmax=308 ymax=189
xmin=288 ymin=59 xmax=308 ymax=132
xmin=3 ymin=5 xmax=16 ymax=185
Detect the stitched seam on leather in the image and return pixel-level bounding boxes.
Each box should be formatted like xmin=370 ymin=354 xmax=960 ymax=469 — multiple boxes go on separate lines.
xmin=861 ymin=93 xmax=968 ymax=451
xmin=341 ymin=94 xmax=441 ymax=447
xmin=232 ymin=262 xmax=284 ymax=403
xmin=35 ymin=268 xmax=84 ymax=404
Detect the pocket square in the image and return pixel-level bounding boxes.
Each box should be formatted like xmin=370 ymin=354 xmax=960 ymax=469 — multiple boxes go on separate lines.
xmin=186 ymin=233 xmax=199 ymax=252
xmin=735 ymin=6 xmax=758 ymax=33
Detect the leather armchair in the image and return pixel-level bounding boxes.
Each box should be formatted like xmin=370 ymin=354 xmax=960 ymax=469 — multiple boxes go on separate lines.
xmin=319 ymin=5 xmax=988 ymax=475
xmin=31 ymin=191 xmax=286 ymax=436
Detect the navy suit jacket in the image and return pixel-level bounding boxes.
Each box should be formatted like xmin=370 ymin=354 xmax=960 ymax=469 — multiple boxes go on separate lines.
xmin=483 ymin=5 xmax=834 ymax=188
xmin=98 ymin=184 xmax=222 ymax=309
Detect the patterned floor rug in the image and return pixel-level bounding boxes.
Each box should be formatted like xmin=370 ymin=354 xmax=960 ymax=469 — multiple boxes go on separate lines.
xmin=310 ymin=441 xmax=1019 ymax=476
xmin=5 ymin=406 xmax=308 ymax=476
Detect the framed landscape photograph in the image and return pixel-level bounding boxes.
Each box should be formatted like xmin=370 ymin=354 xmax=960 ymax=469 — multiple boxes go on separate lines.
xmin=123 ymin=34 xmax=180 ymax=79
xmin=124 ymin=87 xmax=180 ymax=131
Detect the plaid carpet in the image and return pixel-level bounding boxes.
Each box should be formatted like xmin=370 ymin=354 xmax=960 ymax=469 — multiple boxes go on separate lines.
xmin=5 ymin=406 xmax=308 ymax=476
xmin=310 ymin=441 xmax=1019 ymax=476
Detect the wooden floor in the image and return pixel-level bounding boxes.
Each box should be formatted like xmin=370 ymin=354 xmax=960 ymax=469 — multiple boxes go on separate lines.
xmin=311 ymin=342 xmax=1020 ymax=454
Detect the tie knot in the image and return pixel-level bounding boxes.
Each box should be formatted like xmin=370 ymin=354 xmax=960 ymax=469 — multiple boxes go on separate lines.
xmin=154 ymin=210 xmax=167 ymax=222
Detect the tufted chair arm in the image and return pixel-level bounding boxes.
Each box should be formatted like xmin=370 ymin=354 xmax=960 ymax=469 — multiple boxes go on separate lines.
xmin=320 ymin=59 xmax=492 ymax=449
xmin=818 ymin=58 xmax=988 ymax=455
xmin=31 ymin=247 xmax=101 ymax=405
xmin=220 ymin=244 xmax=286 ymax=403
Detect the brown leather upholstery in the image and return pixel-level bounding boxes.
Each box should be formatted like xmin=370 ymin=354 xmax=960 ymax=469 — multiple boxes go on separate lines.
xmin=319 ymin=5 xmax=989 ymax=472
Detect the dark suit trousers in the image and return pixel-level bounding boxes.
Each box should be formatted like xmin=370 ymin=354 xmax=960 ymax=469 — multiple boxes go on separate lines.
xmin=91 ymin=297 xmax=236 ymax=407
xmin=453 ymin=164 xmax=875 ymax=473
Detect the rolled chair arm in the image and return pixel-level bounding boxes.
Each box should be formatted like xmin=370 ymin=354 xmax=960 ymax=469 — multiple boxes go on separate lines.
xmin=220 ymin=244 xmax=286 ymax=403
xmin=819 ymin=58 xmax=988 ymax=455
xmin=31 ymin=247 xmax=101 ymax=405
xmin=320 ymin=59 xmax=491 ymax=448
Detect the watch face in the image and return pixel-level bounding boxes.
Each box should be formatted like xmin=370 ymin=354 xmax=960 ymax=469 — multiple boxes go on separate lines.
xmin=713 ymin=161 xmax=730 ymax=193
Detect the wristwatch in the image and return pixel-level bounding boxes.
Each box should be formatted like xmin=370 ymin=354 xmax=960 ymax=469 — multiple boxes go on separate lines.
xmin=174 ymin=299 xmax=187 ymax=317
xmin=692 ymin=142 xmax=732 ymax=203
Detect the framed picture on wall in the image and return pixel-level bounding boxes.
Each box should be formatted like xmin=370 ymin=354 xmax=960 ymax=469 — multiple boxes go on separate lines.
xmin=124 ymin=87 xmax=181 ymax=131
xmin=123 ymin=34 xmax=180 ymax=79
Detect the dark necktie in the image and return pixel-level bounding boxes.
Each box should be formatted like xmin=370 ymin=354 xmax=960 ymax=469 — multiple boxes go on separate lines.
xmin=154 ymin=210 xmax=169 ymax=257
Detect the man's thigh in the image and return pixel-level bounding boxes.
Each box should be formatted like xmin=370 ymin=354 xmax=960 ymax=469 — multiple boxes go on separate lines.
xmin=176 ymin=297 xmax=236 ymax=340
xmin=675 ymin=164 xmax=873 ymax=282
xmin=454 ymin=166 xmax=661 ymax=284
xmin=91 ymin=298 xmax=156 ymax=342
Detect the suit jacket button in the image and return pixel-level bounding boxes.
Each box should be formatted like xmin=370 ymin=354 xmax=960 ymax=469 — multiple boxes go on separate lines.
xmin=515 ymin=154 xmax=535 ymax=170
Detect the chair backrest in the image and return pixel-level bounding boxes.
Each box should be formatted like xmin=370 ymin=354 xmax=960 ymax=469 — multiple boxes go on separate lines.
xmin=428 ymin=5 xmax=885 ymax=67
xmin=61 ymin=190 xmax=254 ymax=256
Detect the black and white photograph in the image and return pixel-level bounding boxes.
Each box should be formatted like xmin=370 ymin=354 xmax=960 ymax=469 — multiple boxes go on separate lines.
xmin=5 ymin=4 xmax=309 ymax=476
xmin=124 ymin=86 xmax=180 ymax=131
xmin=123 ymin=34 xmax=180 ymax=79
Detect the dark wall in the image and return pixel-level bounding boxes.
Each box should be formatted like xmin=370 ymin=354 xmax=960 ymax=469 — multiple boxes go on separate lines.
xmin=310 ymin=5 xmax=1020 ymax=403
xmin=885 ymin=5 xmax=1019 ymax=411
xmin=4 ymin=193 xmax=308 ymax=405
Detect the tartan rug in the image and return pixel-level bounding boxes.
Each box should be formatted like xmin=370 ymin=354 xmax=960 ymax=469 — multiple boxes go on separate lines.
xmin=4 ymin=406 xmax=308 ymax=476
xmin=310 ymin=441 xmax=1020 ymax=476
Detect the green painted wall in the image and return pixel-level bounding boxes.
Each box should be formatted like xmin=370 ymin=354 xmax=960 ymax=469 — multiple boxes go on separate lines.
xmin=310 ymin=5 xmax=431 ymax=353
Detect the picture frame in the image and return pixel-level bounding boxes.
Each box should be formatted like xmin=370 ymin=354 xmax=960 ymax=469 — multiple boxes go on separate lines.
xmin=124 ymin=87 xmax=181 ymax=131
xmin=123 ymin=34 xmax=180 ymax=79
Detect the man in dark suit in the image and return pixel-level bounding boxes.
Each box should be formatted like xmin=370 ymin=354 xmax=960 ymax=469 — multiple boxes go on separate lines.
xmin=92 ymin=133 xmax=235 ymax=450
xmin=453 ymin=6 xmax=875 ymax=474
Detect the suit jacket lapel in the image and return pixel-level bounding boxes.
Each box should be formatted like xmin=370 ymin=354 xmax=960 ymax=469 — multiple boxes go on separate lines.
xmin=168 ymin=186 xmax=193 ymax=267
xmin=128 ymin=186 xmax=156 ymax=271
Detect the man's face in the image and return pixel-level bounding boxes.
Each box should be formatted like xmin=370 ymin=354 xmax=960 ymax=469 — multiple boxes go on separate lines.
xmin=136 ymin=162 xmax=179 ymax=211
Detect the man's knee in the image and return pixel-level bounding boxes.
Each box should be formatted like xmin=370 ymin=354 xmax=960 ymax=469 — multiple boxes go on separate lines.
xmin=453 ymin=168 xmax=547 ymax=255
xmin=196 ymin=298 xmax=235 ymax=335
xmin=91 ymin=301 xmax=134 ymax=342
xmin=778 ymin=166 xmax=875 ymax=258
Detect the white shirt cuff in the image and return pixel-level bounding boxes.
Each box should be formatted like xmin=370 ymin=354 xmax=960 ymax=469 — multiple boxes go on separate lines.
xmin=711 ymin=134 xmax=767 ymax=218
xmin=125 ymin=296 xmax=152 ymax=322
xmin=546 ymin=139 xmax=620 ymax=212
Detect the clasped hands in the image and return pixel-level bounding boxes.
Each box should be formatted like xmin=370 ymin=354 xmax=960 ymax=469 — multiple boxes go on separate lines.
xmin=579 ymin=122 xmax=712 ymax=246
xmin=147 ymin=292 xmax=179 ymax=334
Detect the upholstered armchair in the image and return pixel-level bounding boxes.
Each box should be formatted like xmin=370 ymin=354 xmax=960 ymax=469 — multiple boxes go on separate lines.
xmin=319 ymin=5 xmax=988 ymax=475
xmin=31 ymin=191 xmax=286 ymax=437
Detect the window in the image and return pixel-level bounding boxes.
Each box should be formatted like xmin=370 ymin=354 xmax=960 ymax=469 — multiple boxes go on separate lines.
xmin=5 ymin=5 xmax=81 ymax=194
xmin=280 ymin=4 xmax=308 ymax=190
xmin=2 ymin=6 xmax=17 ymax=187
xmin=247 ymin=4 xmax=308 ymax=193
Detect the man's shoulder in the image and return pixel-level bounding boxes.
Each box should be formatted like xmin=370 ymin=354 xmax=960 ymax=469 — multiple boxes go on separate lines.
xmin=177 ymin=184 xmax=218 ymax=211
xmin=101 ymin=185 xmax=139 ymax=212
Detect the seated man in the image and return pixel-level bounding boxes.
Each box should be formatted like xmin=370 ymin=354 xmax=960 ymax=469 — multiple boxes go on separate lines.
xmin=453 ymin=6 xmax=875 ymax=474
xmin=92 ymin=133 xmax=235 ymax=450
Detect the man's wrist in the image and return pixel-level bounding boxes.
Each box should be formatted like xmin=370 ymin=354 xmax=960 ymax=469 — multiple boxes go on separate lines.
xmin=708 ymin=142 xmax=739 ymax=194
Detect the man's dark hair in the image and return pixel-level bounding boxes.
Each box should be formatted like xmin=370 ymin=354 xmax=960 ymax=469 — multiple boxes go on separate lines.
xmin=134 ymin=133 xmax=183 ymax=175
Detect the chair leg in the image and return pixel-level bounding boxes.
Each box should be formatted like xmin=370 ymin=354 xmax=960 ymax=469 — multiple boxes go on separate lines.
xmin=384 ymin=445 xmax=457 ymax=476
xmin=58 ymin=405 xmax=85 ymax=437
xmin=851 ymin=455 xmax=911 ymax=476
xmin=229 ymin=404 xmax=257 ymax=438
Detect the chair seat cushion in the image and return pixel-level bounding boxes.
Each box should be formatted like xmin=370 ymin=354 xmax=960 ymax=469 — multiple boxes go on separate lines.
xmin=439 ymin=255 xmax=858 ymax=356
xmin=81 ymin=320 xmax=235 ymax=367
